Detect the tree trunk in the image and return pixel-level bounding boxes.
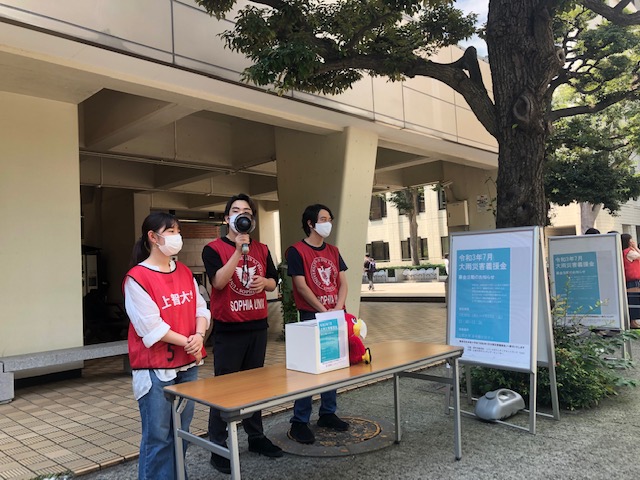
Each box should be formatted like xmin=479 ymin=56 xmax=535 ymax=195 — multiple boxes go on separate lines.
xmin=487 ymin=1 xmax=562 ymax=228
xmin=580 ymin=202 xmax=601 ymax=233
xmin=409 ymin=190 xmax=419 ymax=266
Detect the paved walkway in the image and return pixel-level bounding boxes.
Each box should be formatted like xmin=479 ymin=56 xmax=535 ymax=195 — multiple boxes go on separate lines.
xmin=0 ymin=285 xmax=447 ymax=479
xmin=3 ymin=283 xmax=640 ymax=480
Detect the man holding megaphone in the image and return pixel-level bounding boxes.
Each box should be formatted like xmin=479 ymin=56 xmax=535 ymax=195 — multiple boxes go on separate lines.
xmin=202 ymin=193 xmax=282 ymax=474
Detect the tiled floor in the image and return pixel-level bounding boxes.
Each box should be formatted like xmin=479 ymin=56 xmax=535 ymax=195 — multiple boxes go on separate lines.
xmin=0 ymin=291 xmax=447 ymax=479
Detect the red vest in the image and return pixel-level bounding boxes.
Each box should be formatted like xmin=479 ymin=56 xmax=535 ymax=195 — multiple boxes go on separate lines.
xmin=125 ymin=262 xmax=206 ymax=369
xmin=290 ymin=241 xmax=342 ymax=311
xmin=623 ymin=247 xmax=640 ymax=282
xmin=207 ymin=239 xmax=269 ymax=322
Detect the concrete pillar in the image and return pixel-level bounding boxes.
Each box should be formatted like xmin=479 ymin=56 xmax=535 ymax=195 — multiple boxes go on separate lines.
xmin=255 ymin=201 xmax=282 ymax=266
xmin=275 ymin=127 xmax=378 ymax=316
xmin=254 ymin=201 xmax=282 ymax=302
xmin=0 ymin=92 xmax=82 ymax=355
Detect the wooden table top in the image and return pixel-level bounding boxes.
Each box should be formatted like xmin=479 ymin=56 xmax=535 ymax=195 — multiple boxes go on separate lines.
xmin=164 ymin=340 xmax=462 ymax=412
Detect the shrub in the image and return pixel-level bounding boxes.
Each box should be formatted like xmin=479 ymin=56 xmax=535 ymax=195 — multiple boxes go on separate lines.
xmin=277 ymin=262 xmax=298 ymax=339
xmin=467 ymin=295 xmax=639 ymax=410
xmin=380 ymin=263 xmax=447 ymax=275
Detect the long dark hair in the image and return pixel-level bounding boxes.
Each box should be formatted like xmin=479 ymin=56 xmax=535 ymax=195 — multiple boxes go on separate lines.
xmin=621 ymin=233 xmax=632 ymax=250
xmin=129 ymin=212 xmax=180 ymax=267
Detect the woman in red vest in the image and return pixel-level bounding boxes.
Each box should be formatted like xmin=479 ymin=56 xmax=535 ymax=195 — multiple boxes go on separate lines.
xmin=621 ymin=233 xmax=640 ymax=329
xmin=124 ymin=212 xmax=210 ymax=480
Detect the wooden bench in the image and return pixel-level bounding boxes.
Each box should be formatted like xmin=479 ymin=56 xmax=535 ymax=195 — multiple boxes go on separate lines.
xmin=0 ymin=340 xmax=129 ymax=403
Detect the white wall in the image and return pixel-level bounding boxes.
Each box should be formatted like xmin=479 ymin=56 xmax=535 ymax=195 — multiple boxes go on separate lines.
xmin=0 ymin=92 xmax=82 ymax=355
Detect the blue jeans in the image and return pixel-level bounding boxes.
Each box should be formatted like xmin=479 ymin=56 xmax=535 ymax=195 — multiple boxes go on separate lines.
xmin=138 ymin=366 xmax=198 ymax=480
xmin=291 ymin=390 xmax=337 ymax=424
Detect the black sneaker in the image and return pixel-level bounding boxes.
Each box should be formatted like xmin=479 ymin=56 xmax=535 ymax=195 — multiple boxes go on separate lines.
xmin=210 ymin=452 xmax=231 ymax=475
xmin=289 ymin=422 xmax=315 ymax=444
xmin=248 ymin=436 xmax=283 ymax=457
xmin=317 ymin=413 xmax=349 ymax=431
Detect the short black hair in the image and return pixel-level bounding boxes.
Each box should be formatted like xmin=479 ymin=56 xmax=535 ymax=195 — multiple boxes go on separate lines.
xmin=302 ymin=204 xmax=333 ymax=236
xmin=584 ymin=228 xmax=600 ymax=234
xmin=224 ymin=193 xmax=256 ymax=216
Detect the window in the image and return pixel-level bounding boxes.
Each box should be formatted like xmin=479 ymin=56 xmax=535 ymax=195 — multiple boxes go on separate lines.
xmin=401 ymin=237 xmax=429 ymax=260
xmin=401 ymin=239 xmax=411 ymax=261
xmin=369 ymin=196 xmax=387 ymax=220
xmin=371 ymin=241 xmax=390 ymax=261
xmin=420 ymin=237 xmax=429 ymax=260
xmin=398 ymin=191 xmax=425 ymax=215
xmin=438 ymin=189 xmax=447 ymax=210
xmin=440 ymin=236 xmax=449 ymax=256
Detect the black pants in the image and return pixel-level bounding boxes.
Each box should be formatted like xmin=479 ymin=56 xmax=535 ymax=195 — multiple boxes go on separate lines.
xmin=208 ymin=328 xmax=268 ymax=445
xmin=628 ymin=291 xmax=640 ymax=320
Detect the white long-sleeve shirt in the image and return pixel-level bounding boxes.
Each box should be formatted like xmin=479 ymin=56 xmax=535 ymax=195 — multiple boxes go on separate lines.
xmin=124 ymin=261 xmax=211 ymax=400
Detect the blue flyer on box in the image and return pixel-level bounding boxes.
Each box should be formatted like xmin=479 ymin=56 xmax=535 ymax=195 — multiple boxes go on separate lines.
xmin=319 ymin=318 xmax=340 ymax=362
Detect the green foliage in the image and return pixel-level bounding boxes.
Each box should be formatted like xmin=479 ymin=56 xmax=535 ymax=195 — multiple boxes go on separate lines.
xmin=545 ymin=101 xmax=640 ymax=214
xmin=554 ymin=5 xmax=640 ymax=100
xmin=195 ymin=0 xmax=477 ymax=94
xmin=467 ymin=295 xmax=639 ymax=411
xmin=383 ymin=263 xmax=446 ymax=275
xmin=387 ymin=187 xmax=421 ymax=214
xmin=278 ymin=262 xmax=298 ymax=339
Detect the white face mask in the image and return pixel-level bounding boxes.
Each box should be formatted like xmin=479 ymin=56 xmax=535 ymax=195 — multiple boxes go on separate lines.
xmin=314 ymin=222 xmax=332 ymax=238
xmin=157 ymin=233 xmax=183 ymax=256
xmin=228 ymin=214 xmax=240 ymax=234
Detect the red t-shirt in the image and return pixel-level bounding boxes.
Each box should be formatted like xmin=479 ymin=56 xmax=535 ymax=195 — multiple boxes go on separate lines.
xmin=125 ymin=262 xmax=206 ymax=369
xmin=289 ymin=240 xmax=343 ymax=312
xmin=206 ymin=238 xmax=269 ymax=322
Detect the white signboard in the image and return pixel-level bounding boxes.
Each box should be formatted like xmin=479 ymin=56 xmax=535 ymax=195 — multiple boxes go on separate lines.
xmin=447 ymin=227 xmax=549 ymax=372
xmin=548 ymin=233 xmax=626 ymax=329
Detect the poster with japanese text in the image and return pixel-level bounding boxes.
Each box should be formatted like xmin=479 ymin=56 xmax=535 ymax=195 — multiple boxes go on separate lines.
xmin=447 ymin=228 xmax=538 ymax=371
xmin=548 ymin=234 xmax=625 ymax=329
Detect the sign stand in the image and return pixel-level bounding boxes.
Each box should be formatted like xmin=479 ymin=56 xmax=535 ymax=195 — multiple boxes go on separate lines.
xmin=548 ymin=232 xmax=631 ymax=361
xmin=446 ymin=227 xmax=559 ymax=434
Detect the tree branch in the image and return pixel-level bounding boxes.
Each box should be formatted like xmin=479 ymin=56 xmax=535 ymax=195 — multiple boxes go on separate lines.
xmin=550 ymin=90 xmax=640 ymax=121
xmin=581 ymin=0 xmax=640 ymax=26
xmin=318 ymin=47 xmax=497 ymax=137
xmin=344 ymin=12 xmax=397 ymax=52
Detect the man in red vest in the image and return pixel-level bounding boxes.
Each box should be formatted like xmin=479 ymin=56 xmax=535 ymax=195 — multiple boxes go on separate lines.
xmin=286 ymin=203 xmax=350 ymax=444
xmin=202 ymin=193 xmax=282 ymax=473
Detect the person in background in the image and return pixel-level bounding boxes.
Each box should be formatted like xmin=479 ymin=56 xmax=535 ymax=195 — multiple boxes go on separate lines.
xmin=364 ymin=253 xmax=376 ymax=291
xmin=443 ymin=253 xmax=450 ymax=275
xmin=584 ymin=228 xmax=600 ymax=234
xmin=124 ymin=212 xmax=210 ymax=480
xmin=621 ymin=233 xmax=640 ymax=329
xmin=202 ymin=193 xmax=282 ymax=474
xmin=286 ymin=204 xmax=350 ymax=444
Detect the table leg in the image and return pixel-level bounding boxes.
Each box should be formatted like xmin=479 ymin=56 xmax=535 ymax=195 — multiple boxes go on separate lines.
xmin=228 ymin=421 xmax=242 ymax=480
xmin=451 ymin=358 xmax=462 ymax=460
xmin=171 ymin=396 xmax=186 ymax=480
xmin=393 ymin=373 xmax=401 ymax=443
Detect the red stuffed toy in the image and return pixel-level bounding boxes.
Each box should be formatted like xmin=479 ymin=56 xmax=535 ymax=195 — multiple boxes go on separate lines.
xmin=345 ymin=313 xmax=371 ymax=365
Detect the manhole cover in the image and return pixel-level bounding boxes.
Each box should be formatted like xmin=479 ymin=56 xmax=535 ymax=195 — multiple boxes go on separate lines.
xmin=267 ymin=416 xmax=395 ymax=457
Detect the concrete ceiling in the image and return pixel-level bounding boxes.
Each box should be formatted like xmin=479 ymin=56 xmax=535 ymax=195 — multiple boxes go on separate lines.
xmin=74 ymin=87 xmax=465 ymax=215
xmin=0 ymin=24 xmax=497 ymax=218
